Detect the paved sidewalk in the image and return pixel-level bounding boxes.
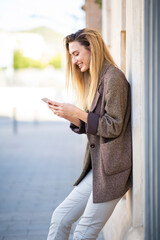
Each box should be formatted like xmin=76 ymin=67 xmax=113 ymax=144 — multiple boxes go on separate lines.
xmin=0 ymin=119 xmax=104 ymax=240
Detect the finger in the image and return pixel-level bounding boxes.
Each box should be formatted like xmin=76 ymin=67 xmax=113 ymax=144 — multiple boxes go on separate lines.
xmin=48 ymin=105 xmax=56 ymax=111
xmin=48 ymin=108 xmax=58 ymax=115
xmin=48 ymin=105 xmax=60 ymax=111
xmin=48 ymin=100 xmax=61 ymax=106
xmin=48 ymin=106 xmax=61 ymax=115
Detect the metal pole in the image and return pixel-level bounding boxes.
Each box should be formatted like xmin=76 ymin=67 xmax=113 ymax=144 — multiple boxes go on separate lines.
xmin=145 ymin=0 xmax=160 ymax=239
xmin=13 ymin=107 xmax=17 ymax=134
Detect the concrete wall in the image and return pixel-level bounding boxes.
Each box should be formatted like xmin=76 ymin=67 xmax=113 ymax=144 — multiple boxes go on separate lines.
xmin=126 ymin=0 xmax=145 ymax=229
xmin=102 ymin=0 xmax=145 ymax=239
xmin=102 ymin=0 xmax=121 ymax=68
xmin=82 ymin=0 xmax=102 ymax=33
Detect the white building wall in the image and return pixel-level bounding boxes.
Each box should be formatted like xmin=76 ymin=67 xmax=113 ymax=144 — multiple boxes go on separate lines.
xmin=102 ymin=0 xmax=122 ymax=68
xmin=102 ymin=0 xmax=145 ymax=239
xmin=126 ymin=0 xmax=145 ymax=229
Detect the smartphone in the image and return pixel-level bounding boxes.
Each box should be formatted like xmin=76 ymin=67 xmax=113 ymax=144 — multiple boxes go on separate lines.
xmin=41 ymin=98 xmax=51 ymax=103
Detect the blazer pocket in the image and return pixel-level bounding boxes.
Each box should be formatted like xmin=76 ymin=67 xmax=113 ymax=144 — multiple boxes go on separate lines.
xmin=101 ymin=137 xmax=131 ymax=176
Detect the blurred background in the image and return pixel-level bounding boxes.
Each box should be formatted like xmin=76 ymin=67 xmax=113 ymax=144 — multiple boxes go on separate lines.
xmin=0 ymin=0 xmax=105 ymax=239
xmin=0 ymin=0 xmax=85 ymax=122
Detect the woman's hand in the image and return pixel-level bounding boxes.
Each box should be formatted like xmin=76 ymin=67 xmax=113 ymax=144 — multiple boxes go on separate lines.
xmin=47 ymin=100 xmax=88 ymax=125
xmin=47 ymin=100 xmax=78 ymax=120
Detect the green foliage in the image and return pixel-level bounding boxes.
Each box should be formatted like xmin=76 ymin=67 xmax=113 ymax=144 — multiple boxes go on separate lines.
xmin=13 ymin=50 xmax=46 ymax=69
xmin=95 ymin=0 xmax=102 ymax=8
xmin=49 ymin=55 xmax=62 ymax=69
xmin=13 ymin=50 xmax=62 ymax=70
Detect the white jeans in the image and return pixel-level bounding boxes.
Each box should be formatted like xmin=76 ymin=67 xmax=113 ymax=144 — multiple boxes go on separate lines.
xmin=47 ymin=170 xmax=120 ymax=240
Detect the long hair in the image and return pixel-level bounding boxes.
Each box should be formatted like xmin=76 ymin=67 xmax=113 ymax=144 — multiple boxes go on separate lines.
xmin=64 ymin=28 xmax=116 ymax=111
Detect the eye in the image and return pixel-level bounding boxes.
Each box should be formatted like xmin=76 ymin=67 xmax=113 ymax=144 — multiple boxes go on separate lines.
xmin=74 ymin=52 xmax=79 ymax=56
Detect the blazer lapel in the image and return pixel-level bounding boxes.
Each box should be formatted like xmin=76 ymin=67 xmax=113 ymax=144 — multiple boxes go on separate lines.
xmin=90 ymin=91 xmax=101 ymax=112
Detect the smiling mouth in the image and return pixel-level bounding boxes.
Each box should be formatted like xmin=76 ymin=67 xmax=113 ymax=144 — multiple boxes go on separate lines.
xmin=78 ymin=63 xmax=83 ymax=68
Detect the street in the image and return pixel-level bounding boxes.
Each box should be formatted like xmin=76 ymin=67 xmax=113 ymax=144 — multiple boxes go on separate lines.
xmin=0 ymin=118 xmax=104 ymax=240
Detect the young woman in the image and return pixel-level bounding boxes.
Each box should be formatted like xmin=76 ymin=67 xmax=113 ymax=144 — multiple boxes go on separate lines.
xmin=46 ymin=28 xmax=132 ymax=240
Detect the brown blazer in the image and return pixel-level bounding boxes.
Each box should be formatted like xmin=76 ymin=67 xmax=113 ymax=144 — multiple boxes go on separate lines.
xmin=70 ymin=61 xmax=132 ymax=203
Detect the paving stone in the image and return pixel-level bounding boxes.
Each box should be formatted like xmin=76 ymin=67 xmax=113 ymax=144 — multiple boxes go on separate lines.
xmin=26 ymin=236 xmax=47 ymax=240
xmin=4 ymin=236 xmax=27 ymax=240
xmin=3 ymin=229 xmax=28 ymax=237
xmin=0 ymin=120 xmax=104 ymax=240
xmin=27 ymin=229 xmax=48 ymax=236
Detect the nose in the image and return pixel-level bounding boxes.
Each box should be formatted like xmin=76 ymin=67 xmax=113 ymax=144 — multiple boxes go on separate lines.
xmin=72 ymin=56 xmax=77 ymax=65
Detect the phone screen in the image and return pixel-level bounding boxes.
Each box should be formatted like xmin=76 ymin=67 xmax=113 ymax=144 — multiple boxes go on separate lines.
xmin=41 ymin=98 xmax=50 ymax=103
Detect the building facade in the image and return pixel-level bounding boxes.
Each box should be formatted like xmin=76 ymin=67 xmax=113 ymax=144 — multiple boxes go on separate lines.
xmin=83 ymin=0 xmax=160 ymax=239
xmin=82 ymin=0 xmax=102 ymax=33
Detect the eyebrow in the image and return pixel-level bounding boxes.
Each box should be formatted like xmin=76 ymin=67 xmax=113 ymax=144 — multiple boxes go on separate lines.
xmin=70 ymin=50 xmax=78 ymax=55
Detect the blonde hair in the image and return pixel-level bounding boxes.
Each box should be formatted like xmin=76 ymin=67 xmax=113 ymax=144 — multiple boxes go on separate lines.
xmin=64 ymin=28 xmax=116 ymax=111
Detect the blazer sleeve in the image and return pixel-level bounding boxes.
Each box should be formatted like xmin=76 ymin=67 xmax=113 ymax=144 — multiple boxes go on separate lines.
xmin=86 ymin=73 xmax=129 ymax=138
xmin=70 ymin=119 xmax=86 ymax=134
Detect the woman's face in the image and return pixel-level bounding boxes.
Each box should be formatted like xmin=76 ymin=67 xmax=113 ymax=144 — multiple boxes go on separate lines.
xmin=69 ymin=41 xmax=91 ymax=72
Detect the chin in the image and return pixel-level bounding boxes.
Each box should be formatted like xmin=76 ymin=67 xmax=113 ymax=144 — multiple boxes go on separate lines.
xmin=80 ymin=67 xmax=88 ymax=72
